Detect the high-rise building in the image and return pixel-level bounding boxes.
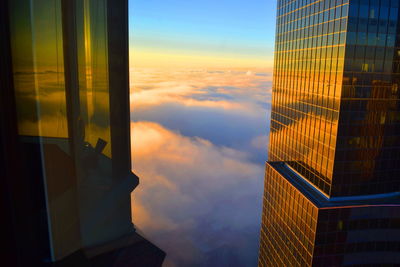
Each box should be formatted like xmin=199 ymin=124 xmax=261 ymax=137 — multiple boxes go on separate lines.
xmin=1 ymin=0 xmax=165 ymax=266
xmin=259 ymin=0 xmax=400 ymax=266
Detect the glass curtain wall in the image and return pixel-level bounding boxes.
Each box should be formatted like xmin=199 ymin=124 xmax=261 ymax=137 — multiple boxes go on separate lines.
xmin=8 ymin=0 xmax=135 ymax=262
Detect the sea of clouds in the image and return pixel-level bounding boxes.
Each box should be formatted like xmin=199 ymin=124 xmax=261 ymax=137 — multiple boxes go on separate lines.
xmin=130 ymin=68 xmax=272 ymax=267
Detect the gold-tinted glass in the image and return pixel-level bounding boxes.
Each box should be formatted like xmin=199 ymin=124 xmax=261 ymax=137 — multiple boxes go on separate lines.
xmin=260 ymin=1 xmax=400 ymax=266
xmin=269 ymin=0 xmax=350 ymax=196
xmin=77 ymin=0 xmax=112 ymax=157
xmin=259 ymin=163 xmax=318 ymax=267
xmin=9 ymin=0 xmax=68 ymax=138
xmin=9 ymin=0 xmax=80 ymax=260
xmin=8 ymin=0 xmax=122 ymax=260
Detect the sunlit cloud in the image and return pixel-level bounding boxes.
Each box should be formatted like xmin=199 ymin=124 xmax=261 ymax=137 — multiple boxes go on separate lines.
xmin=129 ymin=68 xmax=272 ymax=266
xmin=130 ymin=68 xmax=272 ymax=166
xmin=130 ymin=121 xmax=264 ymax=267
xmin=131 ymin=81 xmax=244 ymax=111
xmin=130 ymin=68 xmax=272 ymax=114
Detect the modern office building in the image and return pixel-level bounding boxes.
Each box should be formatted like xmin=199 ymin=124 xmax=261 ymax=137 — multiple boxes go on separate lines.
xmin=259 ymin=0 xmax=400 ymax=266
xmin=1 ymin=0 xmax=165 ymax=266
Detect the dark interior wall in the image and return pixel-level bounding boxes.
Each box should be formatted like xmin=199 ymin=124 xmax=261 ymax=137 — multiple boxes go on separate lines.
xmin=0 ymin=0 xmax=52 ymax=265
xmin=0 ymin=0 xmax=19 ymax=265
xmin=107 ymin=0 xmax=132 ymax=179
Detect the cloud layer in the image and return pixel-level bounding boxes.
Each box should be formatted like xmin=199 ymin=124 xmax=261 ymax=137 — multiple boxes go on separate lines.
xmin=131 ymin=121 xmax=264 ymax=267
xmin=131 ymin=68 xmax=272 ymax=164
xmin=130 ymin=68 xmax=272 ymax=112
xmin=130 ymin=68 xmax=272 ymax=266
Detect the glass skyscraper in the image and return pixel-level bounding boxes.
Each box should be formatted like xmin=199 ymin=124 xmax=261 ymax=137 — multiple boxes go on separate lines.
xmin=259 ymin=0 xmax=400 ymax=266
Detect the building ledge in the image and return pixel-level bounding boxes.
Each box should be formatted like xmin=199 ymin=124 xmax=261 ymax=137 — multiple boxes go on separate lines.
xmin=267 ymin=161 xmax=400 ymax=209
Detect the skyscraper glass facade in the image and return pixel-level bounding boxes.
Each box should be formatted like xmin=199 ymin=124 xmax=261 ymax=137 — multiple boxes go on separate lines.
xmin=334 ymin=0 xmax=400 ymax=196
xmin=270 ymin=0 xmax=349 ymax=196
xmin=259 ymin=162 xmax=400 ymax=266
xmin=260 ymin=0 xmax=400 ymax=266
xmin=259 ymin=163 xmax=318 ymax=266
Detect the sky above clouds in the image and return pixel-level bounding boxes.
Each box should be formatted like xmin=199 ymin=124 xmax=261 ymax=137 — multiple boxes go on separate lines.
xmin=129 ymin=0 xmax=275 ymax=266
xmin=129 ymin=0 xmax=276 ymax=68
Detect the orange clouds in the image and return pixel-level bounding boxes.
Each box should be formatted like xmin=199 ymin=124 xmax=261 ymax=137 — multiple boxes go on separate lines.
xmin=129 ymin=67 xmax=272 ymax=266
xmin=130 ymin=121 xmax=264 ymax=266
xmin=130 ymin=68 xmax=272 ymax=113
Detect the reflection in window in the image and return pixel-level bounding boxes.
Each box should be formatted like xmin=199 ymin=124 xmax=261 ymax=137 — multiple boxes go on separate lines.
xmin=8 ymin=0 xmax=141 ymax=263
xmin=77 ymin=0 xmax=112 ymax=157
xmin=9 ymin=0 xmax=67 ymax=138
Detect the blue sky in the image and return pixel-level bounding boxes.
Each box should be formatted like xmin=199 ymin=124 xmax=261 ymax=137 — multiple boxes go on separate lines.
xmin=129 ymin=0 xmax=277 ymax=67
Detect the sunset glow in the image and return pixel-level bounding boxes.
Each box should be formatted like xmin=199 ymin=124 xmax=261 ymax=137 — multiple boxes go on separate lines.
xmin=128 ymin=0 xmax=275 ymax=265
